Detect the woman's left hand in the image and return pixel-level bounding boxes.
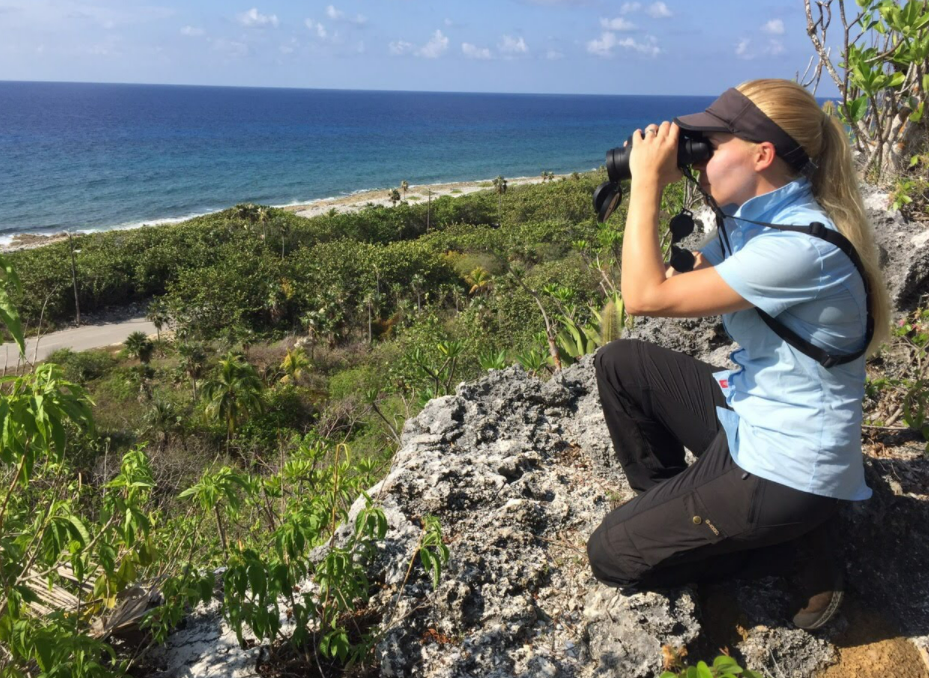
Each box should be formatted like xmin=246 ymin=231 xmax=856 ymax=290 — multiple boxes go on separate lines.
xmin=629 ymin=121 xmax=683 ymax=189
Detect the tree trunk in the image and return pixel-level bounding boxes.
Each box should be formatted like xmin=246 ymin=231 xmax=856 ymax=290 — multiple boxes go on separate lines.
xmin=214 ymin=506 xmax=228 ymax=554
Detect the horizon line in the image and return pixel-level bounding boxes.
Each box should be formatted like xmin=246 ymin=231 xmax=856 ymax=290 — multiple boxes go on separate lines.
xmin=0 ymin=77 xmax=731 ymax=99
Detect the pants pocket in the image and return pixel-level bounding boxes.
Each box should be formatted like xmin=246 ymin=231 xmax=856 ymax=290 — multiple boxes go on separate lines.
xmin=682 ymin=489 xmax=729 ymax=543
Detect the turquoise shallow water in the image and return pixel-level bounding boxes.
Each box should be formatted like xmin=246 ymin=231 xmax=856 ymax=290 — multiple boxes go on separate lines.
xmin=0 ymin=81 xmax=715 ymax=238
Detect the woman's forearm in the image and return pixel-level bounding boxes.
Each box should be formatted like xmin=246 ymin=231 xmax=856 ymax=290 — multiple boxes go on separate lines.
xmin=621 ymin=178 xmax=668 ymax=313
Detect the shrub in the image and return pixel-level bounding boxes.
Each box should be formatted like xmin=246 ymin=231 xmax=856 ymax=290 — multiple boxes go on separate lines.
xmin=46 ymin=348 xmax=117 ymax=383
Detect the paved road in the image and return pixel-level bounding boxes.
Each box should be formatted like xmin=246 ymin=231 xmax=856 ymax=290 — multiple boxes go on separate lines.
xmin=1 ymin=317 xmax=157 ymax=364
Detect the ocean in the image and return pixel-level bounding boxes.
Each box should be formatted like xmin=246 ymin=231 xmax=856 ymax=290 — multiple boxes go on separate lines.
xmin=0 ymin=81 xmax=715 ymax=240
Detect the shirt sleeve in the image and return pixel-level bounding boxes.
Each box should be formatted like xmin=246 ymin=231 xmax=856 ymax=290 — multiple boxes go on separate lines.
xmin=713 ymin=231 xmax=824 ymax=317
xmin=699 ymin=234 xmax=725 ymax=266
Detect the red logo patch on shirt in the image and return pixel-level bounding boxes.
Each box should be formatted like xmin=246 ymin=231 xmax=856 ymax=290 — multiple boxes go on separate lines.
xmin=718 ymin=379 xmax=729 ymax=388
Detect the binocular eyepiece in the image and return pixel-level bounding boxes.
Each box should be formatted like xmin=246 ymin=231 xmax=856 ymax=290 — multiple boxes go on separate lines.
xmin=593 ymin=131 xmax=713 ymax=222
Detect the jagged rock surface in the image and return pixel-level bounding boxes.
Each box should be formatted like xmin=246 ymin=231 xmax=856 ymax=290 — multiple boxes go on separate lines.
xmin=153 ymin=190 xmax=929 ymax=677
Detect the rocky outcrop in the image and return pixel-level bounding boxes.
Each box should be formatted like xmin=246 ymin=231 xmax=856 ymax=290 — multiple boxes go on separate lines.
xmin=153 ymin=190 xmax=929 ymax=677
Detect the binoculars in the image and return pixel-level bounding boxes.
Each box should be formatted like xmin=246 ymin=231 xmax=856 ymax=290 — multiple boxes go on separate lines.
xmin=592 ymin=131 xmax=713 ymax=222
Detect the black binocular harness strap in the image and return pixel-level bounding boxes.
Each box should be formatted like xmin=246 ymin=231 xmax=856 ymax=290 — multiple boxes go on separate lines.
xmin=680 ymin=169 xmax=873 ymax=368
xmin=747 ymin=221 xmax=874 ymax=368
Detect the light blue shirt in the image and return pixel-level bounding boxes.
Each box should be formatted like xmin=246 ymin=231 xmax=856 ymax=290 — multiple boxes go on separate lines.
xmin=699 ymin=177 xmax=871 ymax=501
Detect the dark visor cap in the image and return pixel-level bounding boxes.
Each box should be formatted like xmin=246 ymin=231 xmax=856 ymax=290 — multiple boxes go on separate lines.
xmin=673 ymin=87 xmax=816 ymax=177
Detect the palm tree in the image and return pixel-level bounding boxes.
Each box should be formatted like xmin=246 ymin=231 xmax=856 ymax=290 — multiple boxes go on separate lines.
xmin=146 ymin=298 xmax=170 ymax=342
xmin=400 ymin=180 xmax=409 ymax=197
xmin=410 ymin=274 xmax=426 ymax=312
xmin=144 ymin=399 xmax=179 ymax=452
xmin=124 ymin=331 xmax=154 ymax=364
xmin=388 ymin=188 xmax=401 ymax=206
xmin=492 ymin=175 xmax=507 ymax=225
xmin=233 ymin=203 xmax=271 ymax=240
xmin=178 ymin=342 xmax=208 ymax=400
xmin=202 ymin=352 xmax=264 ymax=453
xmin=279 ymin=346 xmax=311 ymax=385
xmin=465 ymin=267 xmax=493 ymax=297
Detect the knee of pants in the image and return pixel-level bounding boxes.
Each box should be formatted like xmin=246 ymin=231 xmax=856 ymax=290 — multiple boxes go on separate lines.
xmin=595 ymin=338 xmax=643 ymax=390
xmin=586 ymin=521 xmax=645 ymax=588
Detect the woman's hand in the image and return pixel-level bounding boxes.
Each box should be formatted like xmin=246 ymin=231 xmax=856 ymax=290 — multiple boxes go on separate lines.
xmin=628 ymin=121 xmax=683 ymax=189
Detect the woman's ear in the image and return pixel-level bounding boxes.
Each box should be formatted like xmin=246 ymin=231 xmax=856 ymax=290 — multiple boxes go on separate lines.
xmin=754 ymin=141 xmax=777 ymax=171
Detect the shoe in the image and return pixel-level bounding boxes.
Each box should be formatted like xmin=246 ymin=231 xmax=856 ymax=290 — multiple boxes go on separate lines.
xmin=791 ymin=583 xmax=844 ymax=630
xmin=789 ymin=528 xmax=844 ymax=631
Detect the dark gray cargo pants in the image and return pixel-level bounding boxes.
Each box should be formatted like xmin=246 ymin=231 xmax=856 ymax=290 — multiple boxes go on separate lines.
xmin=587 ymin=339 xmax=840 ymax=590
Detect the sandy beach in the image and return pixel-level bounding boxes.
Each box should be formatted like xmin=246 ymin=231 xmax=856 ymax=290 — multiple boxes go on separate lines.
xmin=0 ymin=173 xmax=567 ymax=254
xmin=282 ymin=174 xmax=562 ymax=218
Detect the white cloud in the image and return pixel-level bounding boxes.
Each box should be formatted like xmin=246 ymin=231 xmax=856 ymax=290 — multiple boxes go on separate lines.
xmin=444 ymin=18 xmax=454 ymax=27
xmin=418 ymin=29 xmax=448 ymax=58
xmin=762 ymin=18 xmax=785 ymax=34
xmin=305 ymin=19 xmax=328 ymax=39
xmin=766 ymin=38 xmax=785 ymax=55
xmin=600 ymin=17 xmax=635 ymax=30
xmin=588 ymin=31 xmax=659 ymax=57
xmin=647 ymin=1 xmax=672 ymax=18
xmin=326 ymin=4 xmax=367 ymax=25
xmin=620 ymin=2 xmax=641 ymax=13
xmin=499 ymin=34 xmax=528 ymax=54
xmin=462 ymin=42 xmax=492 ymax=59
xmin=545 ymin=48 xmax=564 ymax=60
xmin=618 ymin=35 xmax=660 ymax=56
xmin=587 ymin=32 xmax=618 ymax=57
xmin=390 ymin=30 xmax=450 ymax=58
xmin=180 ymin=25 xmax=204 ymax=37
xmin=735 ymin=37 xmax=752 ymax=59
xmin=237 ymin=8 xmax=278 ymax=28
xmin=388 ymin=39 xmax=414 ymax=55
xmin=279 ymin=38 xmax=298 ymax=54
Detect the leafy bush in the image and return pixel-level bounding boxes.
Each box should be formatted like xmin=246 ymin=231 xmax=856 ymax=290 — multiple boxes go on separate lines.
xmin=46 ymin=348 xmax=117 ymax=384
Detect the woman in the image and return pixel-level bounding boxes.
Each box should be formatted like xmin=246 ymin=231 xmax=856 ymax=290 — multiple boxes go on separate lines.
xmin=586 ymin=79 xmax=890 ymax=630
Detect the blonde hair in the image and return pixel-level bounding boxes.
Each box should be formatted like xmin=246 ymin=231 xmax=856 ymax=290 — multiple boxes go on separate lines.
xmin=736 ymin=78 xmax=891 ymax=356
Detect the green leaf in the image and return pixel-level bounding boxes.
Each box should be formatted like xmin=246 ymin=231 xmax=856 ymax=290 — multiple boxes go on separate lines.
xmin=697 ymin=661 xmax=714 ymax=678
xmin=713 ymin=655 xmax=742 ymax=673
xmin=889 ymin=71 xmax=906 ymax=88
xmin=909 ymin=101 xmax=925 ymax=123
xmin=848 ymin=95 xmax=869 ymax=123
xmin=67 ymin=515 xmax=92 ymax=546
xmin=0 ymin=285 xmax=25 ymax=357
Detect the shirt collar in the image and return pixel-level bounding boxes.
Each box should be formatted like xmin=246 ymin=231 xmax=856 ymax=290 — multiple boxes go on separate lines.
xmin=721 ymin=177 xmax=813 ymax=223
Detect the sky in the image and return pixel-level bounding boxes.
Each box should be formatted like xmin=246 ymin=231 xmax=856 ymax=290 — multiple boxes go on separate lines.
xmin=0 ymin=0 xmax=839 ymax=96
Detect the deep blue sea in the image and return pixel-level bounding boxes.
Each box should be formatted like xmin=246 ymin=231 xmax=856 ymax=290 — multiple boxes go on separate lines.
xmin=0 ymin=81 xmax=715 ymax=240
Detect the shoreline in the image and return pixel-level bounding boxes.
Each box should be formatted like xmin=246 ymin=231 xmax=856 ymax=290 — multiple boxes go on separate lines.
xmin=0 ymin=172 xmax=576 ymax=254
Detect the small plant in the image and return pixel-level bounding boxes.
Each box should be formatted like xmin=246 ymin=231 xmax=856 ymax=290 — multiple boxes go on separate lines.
xmin=661 ymin=655 xmax=762 ymax=678
xmin=479 ymin=348 xmax=508 ymax=371
xmin=903 ymin=379 xmax=929 ymax=453
xmin=516 ymin=346 xmax=552 ymax=377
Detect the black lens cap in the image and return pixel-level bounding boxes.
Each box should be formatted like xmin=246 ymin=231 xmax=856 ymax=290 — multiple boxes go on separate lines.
xmin=669 ymin=246 xmax=695 ymax=273
xmin=669 ymin=210 xmax=695 ymax=242
xmin=593 ymin=181 xmax=623 ymax=223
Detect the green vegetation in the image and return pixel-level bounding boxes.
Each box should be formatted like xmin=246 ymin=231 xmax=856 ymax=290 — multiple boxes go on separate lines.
xmin=661 ymin=655 xmax=762 ymax=678
xmin=803 ymin=0 xmax=929 ymax=178
xmin=0 ymin=173 xmax=639 ymax=676
xmin=3 ymin=11 xmax=925 ymax=663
